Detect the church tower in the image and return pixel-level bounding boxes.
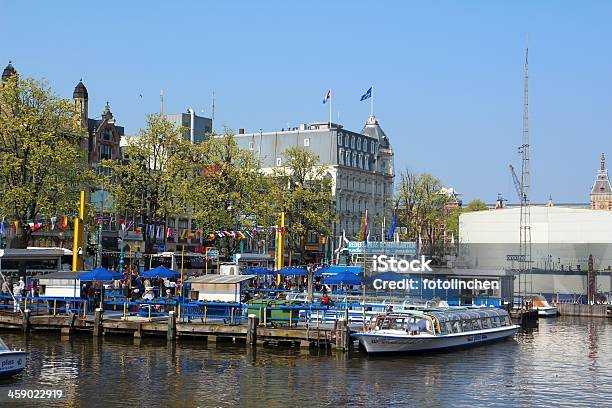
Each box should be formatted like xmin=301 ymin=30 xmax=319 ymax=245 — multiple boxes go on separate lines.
xmin=73 ymin=79 xmax=88 ymax=129
xmin=590 ymin=153 xmax=612 ymax=210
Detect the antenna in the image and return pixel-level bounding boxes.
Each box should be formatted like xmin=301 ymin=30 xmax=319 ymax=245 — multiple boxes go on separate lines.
xmin=211 ymin=92 xmax=215 ymax=131
xmin=160 ymin=89 xmax=164 ymax=115
xmin=518 ymin=45 xmax=532 ymax=307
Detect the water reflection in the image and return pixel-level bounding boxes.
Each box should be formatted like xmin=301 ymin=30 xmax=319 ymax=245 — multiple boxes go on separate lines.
xmin=0 ymin=317 xmax=609 ymax=407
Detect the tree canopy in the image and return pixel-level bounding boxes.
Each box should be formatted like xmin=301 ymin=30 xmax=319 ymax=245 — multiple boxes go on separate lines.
xmin=0 ymin=75 xmax=92 ymax=247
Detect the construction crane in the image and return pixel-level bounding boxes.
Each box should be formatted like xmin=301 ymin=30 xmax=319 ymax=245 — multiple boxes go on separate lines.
xmin=508 ymin=164 xmax=522 ymax=202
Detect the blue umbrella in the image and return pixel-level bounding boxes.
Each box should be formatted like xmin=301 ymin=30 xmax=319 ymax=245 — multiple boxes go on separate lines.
xmin=277 ymin=267 xmax=309 ymax=276
xmin=244 ymin=266 xmax=274 ymax=275
xmin=141 ymin=265 xmax=180 ymax=278
xmin=364 ymin=271 xmax=407 ymax=284
xmin=79 ymin=267 xmax=124 ymax=281
xmin=319 ymin=265 xmax=362 ymax=275
xmin=322 ymin=271 xmax=362 ymax=286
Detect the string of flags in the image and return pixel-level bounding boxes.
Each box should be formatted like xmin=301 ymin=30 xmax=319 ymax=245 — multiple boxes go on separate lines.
xmin=0 ymin=214 xmax=279 ymax=242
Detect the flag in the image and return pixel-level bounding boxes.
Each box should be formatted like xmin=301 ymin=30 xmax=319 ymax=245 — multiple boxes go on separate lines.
xmin=237 ymin=231 xmax=246 ymax=239
xmin=360 ymin=87 xmax=372 ymax=101
xmin=188 ymin=232 xmax=195 ymax=240
xmin=323 ymin=89 xmax=331 ymax=104
xmin=362 ymin=209 xmax=368 ymax=242
xmin=13 ymin=221 xmax=19 ymax=234
xmin=50 ymin=216 xmax=57 ymax=230
xmin=209 ymin=233 xmax=216 ymax=240
xmin=0 ymin=222 xmax=4 ymax=236
xmin=166 ymin=227 xmax=172 ymax=239
xmin=217 ymin=231 xmax=225 ymax=238
xmin=60 ymin=216 xmax=68 ymax=231
xmin=387 ymin=201 xmax=398 ymax=241
xmin=180 ymin=229 xmax=187 ymax=239
xmin=135 ymin=226 xmax=142 ymax=234
xmin=119 ymin=218 xmax=125 ymax=231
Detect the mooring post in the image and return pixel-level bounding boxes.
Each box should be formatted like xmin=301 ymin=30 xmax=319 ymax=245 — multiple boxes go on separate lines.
xmin=93 ymin=308 xmax=103 ymax=337
xmin=343 ymin=319 xmax=351 ymax=352
xmin=167 ymin=311 xmax=176 ymax=341
xmin=247 ymin=314 xmax=259 ymax=346
xmin=22 ymin=309 xmax=30 ymax=333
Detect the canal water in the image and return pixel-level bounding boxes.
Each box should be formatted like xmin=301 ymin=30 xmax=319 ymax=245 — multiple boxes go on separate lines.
xmin=0 ymin=316 xmax=610 ymax=407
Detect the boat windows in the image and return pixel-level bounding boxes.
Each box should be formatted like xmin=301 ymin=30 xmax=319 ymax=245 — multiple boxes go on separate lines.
xmin=461 ymin=319 xmax=471 ymax=332
xmin=445 ymin=321 xmax=454 ymax=334
xmin=472 ymin=319 xmax=482 ymax=330
xmin=502 ymin=316 xmax=510 ymax=326
xmin=482 ymin=318 xmax=491 ymax=329
xmin=492 ymin=316 xmax=500 ymax=327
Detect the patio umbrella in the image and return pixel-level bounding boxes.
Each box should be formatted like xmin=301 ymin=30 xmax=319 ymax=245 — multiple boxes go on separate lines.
xmin=244 ymin=266 xmax=274 ymax=275
xmin=322 ymin=271 xmax=362 ymax=286
xmin=141 ymin=265 xmax=180 ymax=278
xmin=276 ymin=266 xmax=309 ymax=276
xmin=79 ymin=267 xmax=123 ymax=281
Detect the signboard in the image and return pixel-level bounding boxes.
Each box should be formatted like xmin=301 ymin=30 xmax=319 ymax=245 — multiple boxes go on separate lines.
xmin=304 ymin=245 xmax=322 ymax=251
xmin=207 ymin=250 xmax=219 ymax=259
xmin=347 ymin=241 xmax=417 ymax=255
xmin=506 ymin=254 xmax=526 ymax=262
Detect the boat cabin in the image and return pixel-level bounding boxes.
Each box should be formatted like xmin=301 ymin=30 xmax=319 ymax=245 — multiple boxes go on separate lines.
xmin=188 ymin=274 xmax=255 ymax=303
xmin=31 ymin=271 xmax=81 ymax=298
xmin=373 ymin=308 xmax=513 ymax=336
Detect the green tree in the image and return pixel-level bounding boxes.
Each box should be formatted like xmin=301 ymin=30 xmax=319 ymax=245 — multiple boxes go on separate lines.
xmin=397 ymin=171 xmax=450 ymax=255
xmin=0 ymin=75 xmax=91 ymax=248
xmin=102 ymin=114 xmax=192 ymax=253
xmin=272 ymin=147 xmax=334 ymax=262
xmin=187 ymin=131 xmax=273 ymax=257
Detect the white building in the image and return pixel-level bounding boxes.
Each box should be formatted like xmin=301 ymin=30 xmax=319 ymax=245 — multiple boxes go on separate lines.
xmin=458 ymin=206 xmax=612 ymax=297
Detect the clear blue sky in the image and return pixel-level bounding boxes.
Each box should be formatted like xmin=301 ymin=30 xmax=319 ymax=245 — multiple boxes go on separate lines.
xmin=3 ymin=1 xmax=611 ymax=204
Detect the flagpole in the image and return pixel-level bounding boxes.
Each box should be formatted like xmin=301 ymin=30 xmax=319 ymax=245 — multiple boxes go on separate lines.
xmin=329 ymin=91 xmax=332 ymax=128
xmin=371 ymin=85 xmax=374 ymax=117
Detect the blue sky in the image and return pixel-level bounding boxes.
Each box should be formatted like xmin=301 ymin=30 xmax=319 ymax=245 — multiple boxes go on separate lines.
xmin=2 ymin=1 xmax=611 ymax=204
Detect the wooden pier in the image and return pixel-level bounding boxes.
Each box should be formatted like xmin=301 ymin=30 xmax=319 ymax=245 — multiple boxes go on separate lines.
xmin=557 ymin=303 xmax=611 ymax=318
xmin=0 ymin=310 xmax=354 ymax=351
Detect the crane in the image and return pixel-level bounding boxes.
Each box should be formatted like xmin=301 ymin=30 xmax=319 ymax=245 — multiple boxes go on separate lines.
xmin=508 ymin=164 xmax=522 ymax=202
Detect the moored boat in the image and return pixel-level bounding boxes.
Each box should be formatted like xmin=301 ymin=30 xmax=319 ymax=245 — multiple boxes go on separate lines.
xmin=530 ymin=295 xmax=558 ymax=317
xmin=353 ymin=308 xmax=519 ymax=354
xmin=0 ymin=338 xmax=28 ymax=377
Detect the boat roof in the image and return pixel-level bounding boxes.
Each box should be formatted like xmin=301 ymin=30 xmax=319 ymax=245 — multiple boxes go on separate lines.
xmin=380 ymin=308 xmax=509 ymax=321
xmin=32 ymin=271 xmax=82 ymax=280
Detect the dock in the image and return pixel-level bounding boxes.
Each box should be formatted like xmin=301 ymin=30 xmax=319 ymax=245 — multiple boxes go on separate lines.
xmin=0 ymin=309 xmax=354 ymax=351
xmin=557 ymin=303 xmax=611 ymax=318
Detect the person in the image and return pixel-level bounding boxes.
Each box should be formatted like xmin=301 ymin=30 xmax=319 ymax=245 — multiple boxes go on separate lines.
xmin=321 ymin=294 xmax=332 ymax=306
xmin=1 ymin=278 xmax=11 ymax=306
xmin=13 ymin=283 xmax=21 ymax=312
xmin=18 ymin=277 xmax=25 ymax=297
xmin=122 ymin=281 xmax=130 ymax=301
xmin=142 ymin=289 xmax=154 ymax=301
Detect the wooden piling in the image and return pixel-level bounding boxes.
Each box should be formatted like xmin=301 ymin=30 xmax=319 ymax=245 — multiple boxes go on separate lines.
xmin=22 ymin=309 xmax=30 ymax=333
xmin=93 ymin=308 xmax=102 ymax=337
xmin=247 ymin=314 xmax=258 ymax=345
xmin=167 ymin=311 xmax=176 ymax=341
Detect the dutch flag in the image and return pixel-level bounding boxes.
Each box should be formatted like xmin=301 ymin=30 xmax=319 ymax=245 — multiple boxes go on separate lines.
xmin=323 ymin=90 xmax=331 ymax=104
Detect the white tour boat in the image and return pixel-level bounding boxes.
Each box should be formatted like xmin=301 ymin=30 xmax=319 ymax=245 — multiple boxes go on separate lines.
xmin=0 ymin=337 xmax=28 ymax=377
xmin=353 ymin=308 xmax=519 ymax=354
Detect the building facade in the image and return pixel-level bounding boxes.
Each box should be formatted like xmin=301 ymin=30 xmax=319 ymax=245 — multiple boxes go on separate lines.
xmin=590 ymin=153 xmax=612 ymax=210
xmin=165 ymin=110 xmax=212 ymax=144
xmin=233 ymin=115 xmax=395 ymax=245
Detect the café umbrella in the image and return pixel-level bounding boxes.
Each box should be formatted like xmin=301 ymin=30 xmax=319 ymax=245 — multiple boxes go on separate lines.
xmin=141 ymin=265 xmax=180 ymax=279
xmin=79 ymin=267 xmax=123 ymax=281
xmin=322 ymin=271 xmax=362 ymax=286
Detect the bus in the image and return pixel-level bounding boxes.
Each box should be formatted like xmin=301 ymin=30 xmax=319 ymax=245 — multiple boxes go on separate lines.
xmin=0 ymin=247 xmax=73 ymax=278
xmin=147 ymin=252 xmax=209 ymax=277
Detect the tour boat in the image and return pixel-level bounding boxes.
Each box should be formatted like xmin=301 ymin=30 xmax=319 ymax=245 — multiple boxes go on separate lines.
xmin=0 ymin=338 xmax=28 ymax=377
xmin=353 ymin=308 xmax=519 ymax=354
xmin=530 ymin=295 xmax=558 ymax=317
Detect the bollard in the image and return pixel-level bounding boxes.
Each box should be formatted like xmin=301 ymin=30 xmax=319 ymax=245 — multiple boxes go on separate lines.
xmin=123 ymin=302 xmax=127 ymax=319
xmin=53 ymin=300 xmax=57 ymax=316
xmin=167 ymin=311 xmax=176 ymax=341
xmin=289 ymin=309 xmax=293 ymax=328
xmin=204 ymin=306 xmax=207 ymax=323
xmin=93 ymin=308 xmax=103 ymax=337
xmin=22 ymin=309 xmax=30 ymax=333
xmin=247 ymin=314 xmax=259 ymax=346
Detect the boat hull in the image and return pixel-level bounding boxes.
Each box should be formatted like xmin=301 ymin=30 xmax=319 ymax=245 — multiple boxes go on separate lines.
xmin=0 ymin=351 xmax=28 ymax=377
xmin=537 ymin=307 xmax=558 ymax=317
xmin=354 ymin=326 xmax=519 ymax=354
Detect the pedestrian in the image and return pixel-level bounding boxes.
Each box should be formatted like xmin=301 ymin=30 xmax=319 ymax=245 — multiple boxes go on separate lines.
xmin=18 ymin=277 xmax=25 ymax=297
xmin=1 ymin=277 xmax=11 ymax=306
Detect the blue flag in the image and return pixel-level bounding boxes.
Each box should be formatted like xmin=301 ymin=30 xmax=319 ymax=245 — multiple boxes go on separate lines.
xmin=360 ymin=87 xmax=372 ymax=101
xmin=387 ymin=202 xmax=398 ymax=241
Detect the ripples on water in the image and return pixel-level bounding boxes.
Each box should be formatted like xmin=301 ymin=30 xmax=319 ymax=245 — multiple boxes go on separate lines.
xmin=0 ymin=317 xmax=610 ymax=407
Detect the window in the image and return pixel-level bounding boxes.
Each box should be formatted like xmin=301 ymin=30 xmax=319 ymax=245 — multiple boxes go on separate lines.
xmin=345 ymin=151 xmax=350 ymax=165
xmin=103 ymin=129 xmax=112 ymax=141
xmin=356 ymin=138 xmax=361 ymax=151
xmin=304 ymin=138 xmax=310 ymax=147
xmin=345 ymin=134 xmax=349 ymax=147
xmin=276 ymin=157 xmax=282 ymax=167
xmin=339 ymin=148 xmax=344 ymax=165
xmin=248 ymin=140 xmax=254 ymax=150
xmin=359 ymin=154 xmax=363 ymax=168
xmin=350 ymin=136 xmax=355 ymax=149
xmin=100 ymin=144 xmax=112 ymax=160
xmin=337 ymin=134 xmax=343 ymax=146
xmin=371 ymin=141 xmax=375 ymax=153
xmin=352 ymin=152 xmax=357 ymax=167
xmin=365 ymin=155 xmax=370 ymax=170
